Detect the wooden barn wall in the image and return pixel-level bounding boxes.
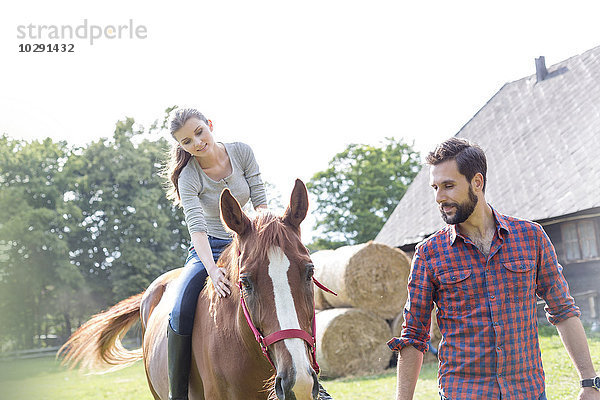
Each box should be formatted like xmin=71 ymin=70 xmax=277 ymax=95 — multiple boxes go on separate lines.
xmin=542 ymin=216 xmax=600 ymax=324
xmin=394 ymin=215 xmax=600 ymax=325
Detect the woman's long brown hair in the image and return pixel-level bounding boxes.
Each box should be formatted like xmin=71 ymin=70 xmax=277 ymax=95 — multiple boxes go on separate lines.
xmin=164 ymin=108 xmax=208 ymax=206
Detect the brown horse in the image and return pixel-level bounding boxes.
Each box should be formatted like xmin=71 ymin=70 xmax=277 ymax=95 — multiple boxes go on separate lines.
xmin=60 ymin=179 xmax=323 ymax=400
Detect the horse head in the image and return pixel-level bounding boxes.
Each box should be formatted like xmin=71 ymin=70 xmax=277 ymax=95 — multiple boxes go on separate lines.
xmin=220 ymin=179 xmax=319 ymax=400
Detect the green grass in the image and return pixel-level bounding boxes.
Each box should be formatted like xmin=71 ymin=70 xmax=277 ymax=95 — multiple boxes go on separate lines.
xmin=1 ymin=330 xmax=599 ymax=399
xmin=321 ymin=329 xmax=600 ymax=400
xmin=538 ymin=329 xmax=600 ymax=399
xmin=321 ymin=361 xmax=439 ymax=400
xmin=0 ymin=356 xmax=153 ymax=400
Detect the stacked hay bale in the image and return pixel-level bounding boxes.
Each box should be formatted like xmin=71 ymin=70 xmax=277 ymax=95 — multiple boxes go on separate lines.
xmin=312 ymin=241 xmax=412 ymax=378
xmin=391 ymin=307 xmax=442 ymax=364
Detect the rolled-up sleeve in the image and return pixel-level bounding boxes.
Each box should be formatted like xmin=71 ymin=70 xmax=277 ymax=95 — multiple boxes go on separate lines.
xmin=178 ymin=167 xmax=207 ymax=236
xmin=535 ymin=224 xmax=581 ymax=325
xmin=387 ymin=246 xmax=434 ymax=353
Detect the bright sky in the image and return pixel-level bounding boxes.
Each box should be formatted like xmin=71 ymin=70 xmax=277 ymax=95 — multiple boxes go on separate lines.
xmin=2 ymin=0 xmax=599 ymax=242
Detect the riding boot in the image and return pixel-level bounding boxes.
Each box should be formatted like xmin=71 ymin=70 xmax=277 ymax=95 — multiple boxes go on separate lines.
xmin=318 ymin=382 xmax=334 ymax=400
xmin=167 ymin=323 xmax=192 ymax=400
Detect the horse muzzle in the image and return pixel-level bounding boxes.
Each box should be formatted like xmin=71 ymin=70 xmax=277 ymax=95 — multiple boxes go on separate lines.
xmin=275 ymin=367 xmax=319 ymax=400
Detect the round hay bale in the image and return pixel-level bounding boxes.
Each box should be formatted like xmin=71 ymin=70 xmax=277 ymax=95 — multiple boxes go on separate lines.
xmin=391 ymin=311 xmax=404 ymax=338
xmin=423 ymin=308 xmax=442 ymax=363
xmin=314 ymin=284 xmax=332 ymax=310
xmin=312 ymin=241 xmax=411 ymax=319
xmin=430 ymin=308 xmax=441 ymax=346
xmin=391 ymin=307 xmax=441 ymax=343
xmin=316 ymin=308 xmax=391 ymax=378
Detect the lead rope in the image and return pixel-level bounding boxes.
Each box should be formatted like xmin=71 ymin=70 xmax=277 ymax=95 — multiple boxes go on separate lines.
xmin=313 ymin=276 xmax=337 ymax=296
xmin=310 ymin=277 xmax=337 ymax=374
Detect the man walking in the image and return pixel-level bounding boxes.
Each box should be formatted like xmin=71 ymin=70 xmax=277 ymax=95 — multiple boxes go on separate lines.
xmin=389 ymin=137 xmax=599 ymax=399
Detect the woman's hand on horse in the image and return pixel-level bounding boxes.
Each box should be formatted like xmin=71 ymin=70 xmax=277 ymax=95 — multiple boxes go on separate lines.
xmin=207 ymin=265 xmax=231 ymax=297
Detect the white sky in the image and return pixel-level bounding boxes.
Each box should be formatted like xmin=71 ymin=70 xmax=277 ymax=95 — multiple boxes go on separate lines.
xmin=1 ymin=0 xmax=599 ymax=242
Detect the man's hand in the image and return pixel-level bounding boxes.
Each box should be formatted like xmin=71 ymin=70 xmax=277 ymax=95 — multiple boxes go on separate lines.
xmin=579 ymin=387 xmax=600 ymax=399
xmin=555 ymin=317 xmax=598 ymax=400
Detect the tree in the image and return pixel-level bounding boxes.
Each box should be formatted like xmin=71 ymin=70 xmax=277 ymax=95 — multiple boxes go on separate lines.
xmin=0 ymin=106 xmax=206 ymax=349
xmin=307 ymin=138 xmax=420 ymax=249
xmin=0 ymin=136 xmax=85 ymax=349
xmin=0 ymin=108 xmax=187 ymax=349
xmin=64 ymin=116 xmax=188 ymax=304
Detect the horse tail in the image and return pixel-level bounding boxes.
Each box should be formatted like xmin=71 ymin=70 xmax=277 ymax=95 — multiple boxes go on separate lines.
xmin=58 ymin=292 xmax=144 ymax=373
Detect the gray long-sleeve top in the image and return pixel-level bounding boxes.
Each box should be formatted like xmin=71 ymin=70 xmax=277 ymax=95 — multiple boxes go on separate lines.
xmin=178 ymin=142 xmax=267 ymax=239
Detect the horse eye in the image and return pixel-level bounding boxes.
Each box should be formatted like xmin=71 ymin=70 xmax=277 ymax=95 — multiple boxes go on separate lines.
xmin=240 ymin=276 xmax=252 ymax=290
xmin=305 ymin=263 xmax=315 ymax=281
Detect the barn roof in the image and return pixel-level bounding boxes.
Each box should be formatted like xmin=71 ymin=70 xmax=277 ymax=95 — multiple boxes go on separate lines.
xmin=376 ymin=46 xmax=600 ymax=248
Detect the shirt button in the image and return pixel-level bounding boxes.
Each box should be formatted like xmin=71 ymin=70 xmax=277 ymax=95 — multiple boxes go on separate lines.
xmin=490 ymin=295 xmax=495 ymax=299
xmin=493 ymin=322 xmax=499 ymax=326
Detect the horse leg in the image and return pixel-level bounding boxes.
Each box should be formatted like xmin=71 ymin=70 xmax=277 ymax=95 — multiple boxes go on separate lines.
xmin=144 ymin=308 xmax=169 ymax=399
xmin=143 ymin=268 xmax=207 ymax=400
xmin=188 ymin=360 xmax=205 ymax=400
xmin=194 ymin=337 xmax=273 ymax=400
xmin=142 ymin=269 xmax=185 ymax=400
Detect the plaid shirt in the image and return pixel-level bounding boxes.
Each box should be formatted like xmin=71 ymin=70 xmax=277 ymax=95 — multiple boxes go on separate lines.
xmin=387 ymin=207 xmax=580 ymax=400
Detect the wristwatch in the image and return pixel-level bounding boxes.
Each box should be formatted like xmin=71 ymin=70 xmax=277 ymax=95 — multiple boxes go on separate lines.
xmin=580 ymin=376 xmax=600 ymax=390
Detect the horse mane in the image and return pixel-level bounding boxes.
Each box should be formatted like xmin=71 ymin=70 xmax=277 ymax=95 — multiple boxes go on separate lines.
xmin=203 ymin=211 xmax=305 ymax=307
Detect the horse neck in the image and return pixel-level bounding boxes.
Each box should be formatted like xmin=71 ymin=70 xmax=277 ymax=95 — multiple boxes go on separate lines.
xmin=207 ymin=288 xmax=268 ymax=365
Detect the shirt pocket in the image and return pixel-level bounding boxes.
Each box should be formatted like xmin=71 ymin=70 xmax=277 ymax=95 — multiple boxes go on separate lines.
xmin=501 ymin=259 xmax=536 ymax=303
xmin=437 ymin=269 xmax=474 ymax=318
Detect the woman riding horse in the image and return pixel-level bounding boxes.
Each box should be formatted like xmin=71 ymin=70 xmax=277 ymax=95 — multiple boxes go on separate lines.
xmin=59 ymin=179 xmax=334 ymax=399
xmin=165 ymin=108 xmax=268 ymax=399
xmin=165 ymin=108 xmax=331 ymax=400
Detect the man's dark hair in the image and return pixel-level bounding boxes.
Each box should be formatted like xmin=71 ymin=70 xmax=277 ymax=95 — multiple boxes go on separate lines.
xmin=426 ymin=137 xmax=487 ymax=192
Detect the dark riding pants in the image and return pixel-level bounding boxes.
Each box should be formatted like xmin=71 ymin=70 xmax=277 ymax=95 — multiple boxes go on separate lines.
xmin=169 ymin=236 xmax=232 ymax=335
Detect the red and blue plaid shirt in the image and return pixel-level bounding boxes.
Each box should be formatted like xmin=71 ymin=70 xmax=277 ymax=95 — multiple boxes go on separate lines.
xmin=387 ymin=207 xmax=580 ymax=400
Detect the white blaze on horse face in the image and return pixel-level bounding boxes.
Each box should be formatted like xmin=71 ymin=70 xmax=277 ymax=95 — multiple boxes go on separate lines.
xmin=267 ymin=247 xmax=314 ymax=394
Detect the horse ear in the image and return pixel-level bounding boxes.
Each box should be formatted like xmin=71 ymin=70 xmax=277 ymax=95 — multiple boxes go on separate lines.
xmin=283 ymin=179 xmax=309 ymax=230
xmin=220 ymin=189 xmax=251 ymax=236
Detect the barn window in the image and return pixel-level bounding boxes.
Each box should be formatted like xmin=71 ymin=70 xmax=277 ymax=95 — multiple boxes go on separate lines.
xmin=561 ymin=220 xmax=599 ymax=262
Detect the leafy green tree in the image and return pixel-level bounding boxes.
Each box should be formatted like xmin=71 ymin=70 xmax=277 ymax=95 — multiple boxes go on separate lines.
xmin=0 ymin=136 xmax=85 ymax=349
xmin=0 ymin=107 xmax=199 ymax=349
xmin=64 ymin=116 xmax=187 ymax=304
xmin=307 ymin=138 xmax=420 ymax=249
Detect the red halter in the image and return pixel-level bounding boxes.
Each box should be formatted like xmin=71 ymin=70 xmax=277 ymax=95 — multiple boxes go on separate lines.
xmin=238 ymin=276 xmax=337 ymax=374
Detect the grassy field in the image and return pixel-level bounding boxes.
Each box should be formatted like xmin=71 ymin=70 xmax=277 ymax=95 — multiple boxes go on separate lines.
xmin=1 ymin=329 xmax=599 ymax=399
